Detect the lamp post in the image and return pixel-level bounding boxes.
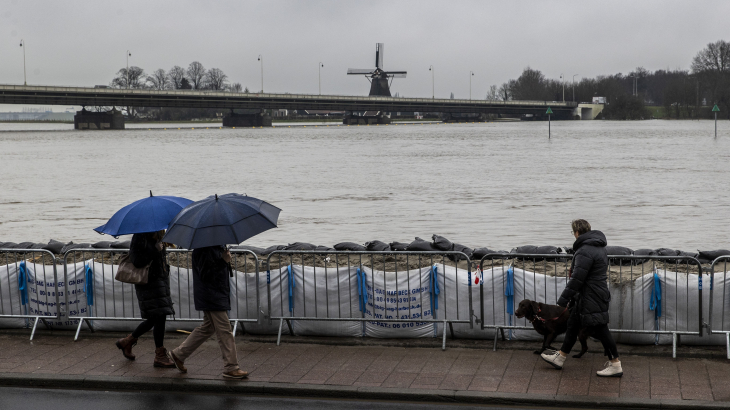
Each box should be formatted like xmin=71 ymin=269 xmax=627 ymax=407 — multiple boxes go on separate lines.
xmin=629 ymin=75 xmax=636 ymax=96
xmin=318 ymin=62 xmax=323 ymax=95
xmin=560 ymin=74 xmax=564 ymax=102
xmin=126 ymin=50 xmax=131 ymax=89
xmin=429 ymin=65 xmax=434 ymax=99
xmin=572 ymin=74 xmax=578 ymax=102
xmin=19 ymin=39 xmax=26 ymax=86
xmin=469 ymin=71 xmax=474 ymax=100
xmin=257 ymin=55 xmax=263 ymax=93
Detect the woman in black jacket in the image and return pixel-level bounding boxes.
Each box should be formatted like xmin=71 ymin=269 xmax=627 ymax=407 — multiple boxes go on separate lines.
xmin=115 ymin=230 xmax=175 ymax=368
xmin=540 ymin=219 xmax=623 ymax=377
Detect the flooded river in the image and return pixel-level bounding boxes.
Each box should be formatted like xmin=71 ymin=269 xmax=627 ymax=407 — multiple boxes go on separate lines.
xmin=0 ymin=119 xmax=728 ymax=250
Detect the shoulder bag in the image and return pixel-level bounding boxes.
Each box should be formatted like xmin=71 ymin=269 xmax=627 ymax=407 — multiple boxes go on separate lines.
xmin=115 ymin=254 xmax=151 ymax=285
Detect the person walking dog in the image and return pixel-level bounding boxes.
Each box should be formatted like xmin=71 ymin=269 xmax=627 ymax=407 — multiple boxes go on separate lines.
xmin=167 ymin=245 xmax=247 ymax=379
xmin=541 ymin=219 xmax=623 ymax=377
xmin=115 ymin=230 xmax=176 ymax=368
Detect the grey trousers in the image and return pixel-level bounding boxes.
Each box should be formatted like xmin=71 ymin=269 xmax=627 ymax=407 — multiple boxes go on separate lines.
xmin=172 ymin=310 xmax=240 ymax=372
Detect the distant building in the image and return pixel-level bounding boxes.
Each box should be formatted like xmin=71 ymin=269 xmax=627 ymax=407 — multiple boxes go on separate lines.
xmin=592 ymin=96 xmax=607 ymax=104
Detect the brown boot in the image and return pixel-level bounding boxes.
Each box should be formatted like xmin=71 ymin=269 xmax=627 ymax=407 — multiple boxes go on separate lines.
xmin=167 ymin=349 xmax=187 ymax=373
xmin=115 ymin=334 xmax=138 ymax=360
xmin=222 ymin=369 xmax=248 ymax=379
xmin=153 ymin=347 xmax=175 ymax=368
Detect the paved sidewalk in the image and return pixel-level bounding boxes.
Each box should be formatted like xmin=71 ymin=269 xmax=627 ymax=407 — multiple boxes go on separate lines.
xmin=1 ymin=331 xmax=729 ymax=409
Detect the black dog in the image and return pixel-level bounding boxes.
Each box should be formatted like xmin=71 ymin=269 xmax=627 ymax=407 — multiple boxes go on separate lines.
xmin=514 ymin=299 xmax=590 ymax=358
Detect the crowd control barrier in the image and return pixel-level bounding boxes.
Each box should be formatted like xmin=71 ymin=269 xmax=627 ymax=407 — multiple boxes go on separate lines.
xmin=478 ymin=254 xmax=705 ymax=358
xmin=62 ymin=248 xmax=261 ymax=341
xmin=709 ymin=256 xmax=730 ymax=359
xmin=0 ymin=249 xmax=61 ymax=340
xmin=265 ymin=250 xmax=475 ymax=350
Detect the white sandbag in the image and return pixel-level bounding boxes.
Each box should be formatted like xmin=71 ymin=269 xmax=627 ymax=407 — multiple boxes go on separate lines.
xmin=289 ymin=265 xmax=361 ymax=337
xmin=435 ymin=264 xmax=489 ymax=339
xmin=363 ymin=266 xmax=435 ymax=338
xmin=0 ymin=263 xmax=28 ymax=328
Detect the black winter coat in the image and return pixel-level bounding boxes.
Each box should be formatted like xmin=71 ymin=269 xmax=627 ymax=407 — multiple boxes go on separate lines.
xmin=130 ymin=233 xmax=174 ymax=318
xmin=192 ymin=246 xmax=232 ymax=311
xmin=557 ymin=230 xmax=611 ymax=327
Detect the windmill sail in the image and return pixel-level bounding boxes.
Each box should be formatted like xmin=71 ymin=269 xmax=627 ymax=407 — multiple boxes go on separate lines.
xmin=376 ymin=43 xmax=384 ymax=69
xmin=348 ymin=68 xmax=375 ymax=74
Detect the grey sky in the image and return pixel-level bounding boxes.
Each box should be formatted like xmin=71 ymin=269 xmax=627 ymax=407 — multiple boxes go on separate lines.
xmin=1 ymin=0 xmax=728 ymax=108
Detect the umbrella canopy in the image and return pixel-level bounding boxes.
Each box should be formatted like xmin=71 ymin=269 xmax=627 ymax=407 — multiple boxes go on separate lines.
xmin=94 ymin=191 xmax=193 ymax=237
xmin=163 ymin=193 xmax=281 ymax=249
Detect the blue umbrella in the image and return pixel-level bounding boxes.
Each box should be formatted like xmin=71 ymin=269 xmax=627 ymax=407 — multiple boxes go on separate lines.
xmin=163 ymin=193 xmax=281 ymax=249
xmin=94 ymin=191 xmax=193 ymax=237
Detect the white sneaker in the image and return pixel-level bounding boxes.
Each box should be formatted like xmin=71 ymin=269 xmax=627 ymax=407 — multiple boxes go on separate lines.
xmin=541 ymin=350 xmax=566 ymax=370
xmin=597 ymin=360 xmax=623 ymax=377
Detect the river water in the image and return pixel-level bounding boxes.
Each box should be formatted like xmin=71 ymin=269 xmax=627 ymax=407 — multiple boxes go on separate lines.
xmin=0 ymin=120 xmax=728 ymax=251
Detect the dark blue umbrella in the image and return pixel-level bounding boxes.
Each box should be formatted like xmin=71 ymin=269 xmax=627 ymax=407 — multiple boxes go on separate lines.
xmin=162 ymin=193 xmax=281 ymax=249
xmin=94 ymin=191 xmax=193 ymax=237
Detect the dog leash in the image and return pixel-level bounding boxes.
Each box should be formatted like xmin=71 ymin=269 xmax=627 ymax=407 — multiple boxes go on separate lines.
xmin=533 ymin=307 xmax=569 ymax=323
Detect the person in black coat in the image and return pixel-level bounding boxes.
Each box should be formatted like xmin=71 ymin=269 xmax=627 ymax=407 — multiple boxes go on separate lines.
xmin=167 ymin=245 xmax=247 ymax=379
xmin=115 ymin=230 xmax=175 ymax=368
xmin=541 ymin=219 xmax=623 ymax=377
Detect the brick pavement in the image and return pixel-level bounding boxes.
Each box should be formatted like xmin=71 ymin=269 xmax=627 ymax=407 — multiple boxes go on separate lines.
xmin=0 ymin=331 xmax=728 ymax=406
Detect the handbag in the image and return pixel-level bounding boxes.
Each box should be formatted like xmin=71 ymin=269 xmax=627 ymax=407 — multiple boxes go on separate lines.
xmin=115 ymin=253 xmax=151 ymax=285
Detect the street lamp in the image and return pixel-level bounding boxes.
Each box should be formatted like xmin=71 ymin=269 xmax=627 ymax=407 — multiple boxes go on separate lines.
xmin=126 ymin=50 xmax=131 ymax=89
xmin=628 ymin=75 xmax=636 ymax=96
xmin=258 ymin=55 xmax=263 ymax=93
xmin=469 ymin=71 xmax=474 ymax=100
xmin=318 ymin=62 xmax=323 ymax=95
xmin=560 ymin=73 xmax=564 ymax=102
xmin=19 ymin=39 xmax=26 ymax=86
xmin=429 ymin=65 xmax=434 ymax=99
xmin=572 ymin=74 xmax=578 ymax=102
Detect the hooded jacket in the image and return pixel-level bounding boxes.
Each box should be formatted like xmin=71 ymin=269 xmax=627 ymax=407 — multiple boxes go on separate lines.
xmin=557 ymin=230 xmax=610 ymax=326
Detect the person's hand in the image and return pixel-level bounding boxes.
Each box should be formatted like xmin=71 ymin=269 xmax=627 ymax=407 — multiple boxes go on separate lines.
xmin=222 ymin=248 xmax=232 ymax=263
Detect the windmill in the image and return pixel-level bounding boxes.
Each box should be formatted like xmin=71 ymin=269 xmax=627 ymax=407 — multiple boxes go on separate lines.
xmin=347 ymin=43 xmax=407 ymax=97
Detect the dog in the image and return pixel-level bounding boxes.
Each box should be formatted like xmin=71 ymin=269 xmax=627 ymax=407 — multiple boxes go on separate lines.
xmin=514 ymin=299 xmax=591 ymax=358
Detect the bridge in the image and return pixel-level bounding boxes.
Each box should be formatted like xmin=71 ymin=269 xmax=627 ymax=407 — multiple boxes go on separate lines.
xmin=0 ymin=84 xmax=579 ymax=129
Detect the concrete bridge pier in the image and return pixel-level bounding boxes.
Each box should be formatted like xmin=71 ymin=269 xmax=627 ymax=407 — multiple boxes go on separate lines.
xmin=342 ymin=111 xmax=391 ymax=125
xmin=74 ymin=108 xmax=125 ymax=130
xmin=441 ymin=112 xmax=488 ymax=123
xmin=223 ymin=109 xmax=272 ymax=127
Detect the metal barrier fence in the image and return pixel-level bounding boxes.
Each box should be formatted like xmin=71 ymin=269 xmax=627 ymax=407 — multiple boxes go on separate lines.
xmin=265 ymin=250 xmax=474 ymax=350
xmin=62 ymin=248 xmax=260 ymax=340
xmin=709 ymin=256 xmax=730 ymax=359
xmin=478 ymin=254 xmax=705 ymax=358
xmin=0 ymin=249 xmax=61 ymax=340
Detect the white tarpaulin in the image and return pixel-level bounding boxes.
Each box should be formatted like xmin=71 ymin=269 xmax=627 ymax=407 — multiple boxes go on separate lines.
xmin=2 ymin=260 xmax=726 ymax=346
xmin=362 ymin=266 xmax=435 ymax=338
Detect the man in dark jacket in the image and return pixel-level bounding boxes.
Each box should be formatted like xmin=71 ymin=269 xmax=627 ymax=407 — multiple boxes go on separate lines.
xmin=167 ymin=245 xmax=247 ymax=379
xmin=541 ymin=219 xmax=622 ymax=377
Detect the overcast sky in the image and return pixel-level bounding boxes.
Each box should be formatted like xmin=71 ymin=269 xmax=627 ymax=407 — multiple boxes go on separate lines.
xmin=1 ymin=0 xmax=728 ymax=109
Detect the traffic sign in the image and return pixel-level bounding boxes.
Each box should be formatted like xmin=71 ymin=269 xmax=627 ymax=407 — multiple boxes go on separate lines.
xmin=712 ymin=104 xmax=720 ymax=112
xmin=546 ymin=107 xmax=553 ymax=114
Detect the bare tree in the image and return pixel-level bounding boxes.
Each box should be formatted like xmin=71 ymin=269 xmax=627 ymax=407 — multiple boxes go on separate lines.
xmin=229 ymin=82 xmax=243 ymax=93
xmin=691 ymin=40 xmax=730 ymax=73
xmin=168 ymin=65 xmax=186 ymax=89
xmin=485 ymin=84 xmax=499 ymax=101
xmin=204 ymin=67 xmax=228 ymax=90
xmin=147 ymin=68 xmax=170 ymax=90
xmin=510 ymin=67 xmax=548 ymax=100
xmin=111 ymin=66 xmax=146 ymax=89
xmin=243 ymin=86 xmax=249 ymax=93
xmin=498 ymin=81 xmax=513 ymax=101
xmin=186 ymin=61 xmax=206 ymax=89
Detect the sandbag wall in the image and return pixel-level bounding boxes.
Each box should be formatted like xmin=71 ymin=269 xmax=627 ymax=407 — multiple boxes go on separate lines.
xmin=0 ymin=260 xmax=728 ymax=346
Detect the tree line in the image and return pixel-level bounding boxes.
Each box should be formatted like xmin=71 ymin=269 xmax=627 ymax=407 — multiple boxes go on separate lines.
xmin=487 ymin=40 xmax=730 ymax=119
xmin=111 ymin=61 xmax=247 ymax=93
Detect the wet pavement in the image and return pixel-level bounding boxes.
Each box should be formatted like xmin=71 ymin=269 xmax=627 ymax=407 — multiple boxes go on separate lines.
xmin=0 ymin=331 xmax=728 ymax=407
